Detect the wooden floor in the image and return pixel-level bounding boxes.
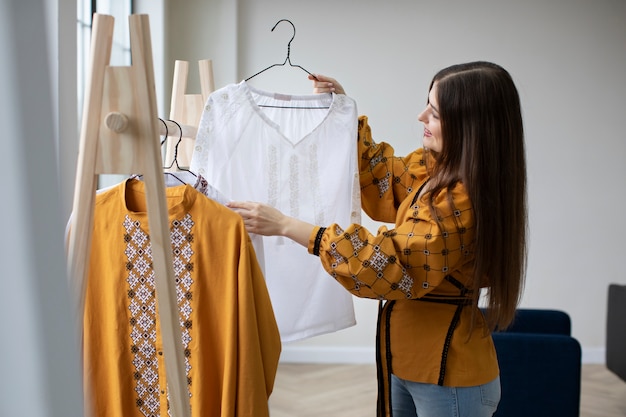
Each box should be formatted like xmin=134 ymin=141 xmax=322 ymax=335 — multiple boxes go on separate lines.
xmin=269 ymin=363 xmax=626 ymax=417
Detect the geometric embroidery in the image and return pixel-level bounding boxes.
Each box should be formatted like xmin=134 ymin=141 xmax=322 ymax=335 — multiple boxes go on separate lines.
xmin=376 ymin=176 xmax=390 ymax=197
xmin=369 ymin=154 xmax=383 ymax=169
xmin=398 ymin=271 xmax=414 ymax=296
xmin=369 ymin=250 xmax=389 ymax=273
xmin=289 ymin=154 xmax=300 ymax=218
xmin=170 ymin=214 xmax=195 ymax=381
xmin=347 ymin=230 xmax=365 ymax=253
xmin=329 ymin=243 xmax=345 ymax=266
xmin=267 ymin=145 xmax=278 ymax=208
xmin=124 ymin=214 xmax=195 ymax=417
xmin=341 ymin=126 xmax=478 ymax=302
xmin=308 ymin=143 xmax=325 ymax=225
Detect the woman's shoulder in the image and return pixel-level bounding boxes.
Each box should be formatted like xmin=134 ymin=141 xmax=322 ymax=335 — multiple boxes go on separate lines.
xmin=402 ymin=147 xmax=430 ymax=182
xmin=426 ymin=180 xmax=472 ymax=219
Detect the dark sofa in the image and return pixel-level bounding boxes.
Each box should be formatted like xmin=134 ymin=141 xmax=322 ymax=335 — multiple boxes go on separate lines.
xmin=486 ymin=309 xmax=582 ymax=417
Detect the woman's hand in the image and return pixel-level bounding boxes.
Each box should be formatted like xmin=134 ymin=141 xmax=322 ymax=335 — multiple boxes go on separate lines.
xmin=309 ymin=74 xmax=346 ymax=95
xmin=227 ymin=201 xmax=286 ymax=236
xmin=227 ymin=201 xmax=316 ymax=248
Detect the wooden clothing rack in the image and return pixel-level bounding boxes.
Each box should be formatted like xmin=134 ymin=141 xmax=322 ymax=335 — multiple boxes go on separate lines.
xmin=66 ymin=13 xmax=191 ymax=417
xmin=163 ymin=59 xmax=215 ymax=170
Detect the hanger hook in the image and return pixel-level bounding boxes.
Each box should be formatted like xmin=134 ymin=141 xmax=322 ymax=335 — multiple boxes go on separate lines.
xmin=271 ymin=19 xmax=296 ymax=61
xmin=159 ymin=118 xmax=168 ymax=147
xmin=244 ymin=18 xmax=318 ymax=81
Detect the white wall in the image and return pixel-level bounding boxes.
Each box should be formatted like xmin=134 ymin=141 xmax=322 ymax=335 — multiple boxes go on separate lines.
xmin=162 ymin=0 xmax=238 ymax=111
xmin=162 ymin=0 xmax=626 ymax=364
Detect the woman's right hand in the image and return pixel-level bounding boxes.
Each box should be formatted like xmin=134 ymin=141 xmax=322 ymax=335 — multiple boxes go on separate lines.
xmin=309 ymin=74 xmax=346 ymax=95
xmin=226 ymin=201 xmax=287 ymax=236
xmin=227 ymin=201 xmax=316 ymax=248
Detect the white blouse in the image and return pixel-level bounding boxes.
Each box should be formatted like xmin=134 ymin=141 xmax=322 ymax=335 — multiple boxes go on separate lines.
xmin=190 ymin=81 xmax=361 ymax=342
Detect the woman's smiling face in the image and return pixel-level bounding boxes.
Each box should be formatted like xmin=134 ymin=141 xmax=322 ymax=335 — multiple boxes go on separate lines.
xmin=417 ymin=82 xmax=443 ymax=152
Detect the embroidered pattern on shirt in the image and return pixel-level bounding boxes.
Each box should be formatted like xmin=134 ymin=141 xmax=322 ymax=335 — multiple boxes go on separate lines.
xmin=329 ymin=242 xmax=346 ymax=266
xmin=398 ymin=271 xmax=414 ymax=296
xmin=124 ymin=214 xmax=195 ymax=417
xmin=361 ymin=147 xmax=424 ymax=201
xmin=309 ymin=143 xmax=326 ymax=225
xmin=370 ymin=154 xmax=383 ymax=169
xmin=321 ymin=200 xmax=473 ymax=299
xmin=171 ymin=214 xmax=195 ymax=379
xmin=289 ymin=154 xmax=299 ymax=218
xmin=351 ymin=172 xmax=362 ymax=223
xmin=347 ymin=229 xmax=366 ymax=253
xmin=267 ymin=145 xmax=278 ymax=208
xmin=376 ymin=176 xmax=390 ymax=197
xmin=369 ymin=249 xmax=389 ymax=278
xmin=193 ymin=88 xmax=246 ymax=177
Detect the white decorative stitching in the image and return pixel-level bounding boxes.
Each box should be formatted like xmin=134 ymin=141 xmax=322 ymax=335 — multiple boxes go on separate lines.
xmin=124 ymin=214 xmax=195 ymax=416
xmin=289 ymin=154 xmax=299 ymax=218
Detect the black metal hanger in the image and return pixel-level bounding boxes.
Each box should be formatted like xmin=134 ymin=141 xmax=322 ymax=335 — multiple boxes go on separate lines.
xmin=244 ymin=20 xmax=330 ymax=110
xmin=245 ymin=19 xmax=318 ymax=82
xmin=164 ymin=119 xmax=197 ymax=177
xmin=134 ymin=119 xmax=188 ymax=185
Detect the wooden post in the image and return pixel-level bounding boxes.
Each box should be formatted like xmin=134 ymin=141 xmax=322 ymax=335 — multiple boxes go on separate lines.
xmin=66 ymin=13 xmax=191 ymax=417
xmin=164 ymin=59 xmax=214 ymax=169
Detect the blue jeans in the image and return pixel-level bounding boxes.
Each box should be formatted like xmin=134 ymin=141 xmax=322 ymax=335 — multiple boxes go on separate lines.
xmin=390 ymin=374 xmax=501 ymax=417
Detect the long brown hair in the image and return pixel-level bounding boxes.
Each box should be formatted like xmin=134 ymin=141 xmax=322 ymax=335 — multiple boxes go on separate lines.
xmin=425 ymin=62 xmax=527 ymax=331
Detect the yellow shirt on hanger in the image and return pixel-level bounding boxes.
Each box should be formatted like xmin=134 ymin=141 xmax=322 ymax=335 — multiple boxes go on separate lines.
xmin=83 ymin=179 xmax=281 ymax=417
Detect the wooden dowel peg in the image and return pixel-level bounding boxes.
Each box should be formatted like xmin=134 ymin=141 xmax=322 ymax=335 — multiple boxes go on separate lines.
xmin=104 ymin=112 xmax=129 ymax=133
xmin=104 ymin=112 xmax=197 ymax=139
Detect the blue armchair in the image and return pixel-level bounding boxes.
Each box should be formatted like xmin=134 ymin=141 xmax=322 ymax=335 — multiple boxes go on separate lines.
xmin=486 ymin=309 xmax=582 ymax=417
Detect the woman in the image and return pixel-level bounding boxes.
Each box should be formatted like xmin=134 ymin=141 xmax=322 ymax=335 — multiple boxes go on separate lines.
xmin=228 ymin=61 xmax=527 ymax=417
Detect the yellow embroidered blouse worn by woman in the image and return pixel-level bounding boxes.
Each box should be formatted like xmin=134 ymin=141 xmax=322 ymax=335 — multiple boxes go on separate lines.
xmin=307 ymin=116 xmax=498 ymax=390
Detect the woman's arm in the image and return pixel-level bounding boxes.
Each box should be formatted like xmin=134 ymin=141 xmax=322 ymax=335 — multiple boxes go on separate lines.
xmin=226 ymin=201 xmax=314 ymax=247
xmin=228 ymin=183 xmax=475 ymax=302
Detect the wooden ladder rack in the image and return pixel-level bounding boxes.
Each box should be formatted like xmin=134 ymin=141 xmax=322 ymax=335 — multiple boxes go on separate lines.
xmin=163 ymin=59 xmax=214 ymax=170
xmin=66 ymin=13 xmax=191 ymax=417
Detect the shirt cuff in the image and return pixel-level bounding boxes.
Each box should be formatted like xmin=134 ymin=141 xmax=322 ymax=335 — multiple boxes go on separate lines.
xmin=307 ymin=226 xmax=327 ymax=256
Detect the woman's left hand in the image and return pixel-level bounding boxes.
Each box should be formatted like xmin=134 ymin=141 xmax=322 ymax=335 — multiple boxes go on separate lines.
xmin=309 ymin=74 xmax=346 ymax=95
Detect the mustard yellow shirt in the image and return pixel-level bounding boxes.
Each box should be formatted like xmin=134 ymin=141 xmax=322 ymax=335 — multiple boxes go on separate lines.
xmin=84 ymin=179 xmax=281 ymax=417
xmin=307 ymin=116 xmax=498 ymax=397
